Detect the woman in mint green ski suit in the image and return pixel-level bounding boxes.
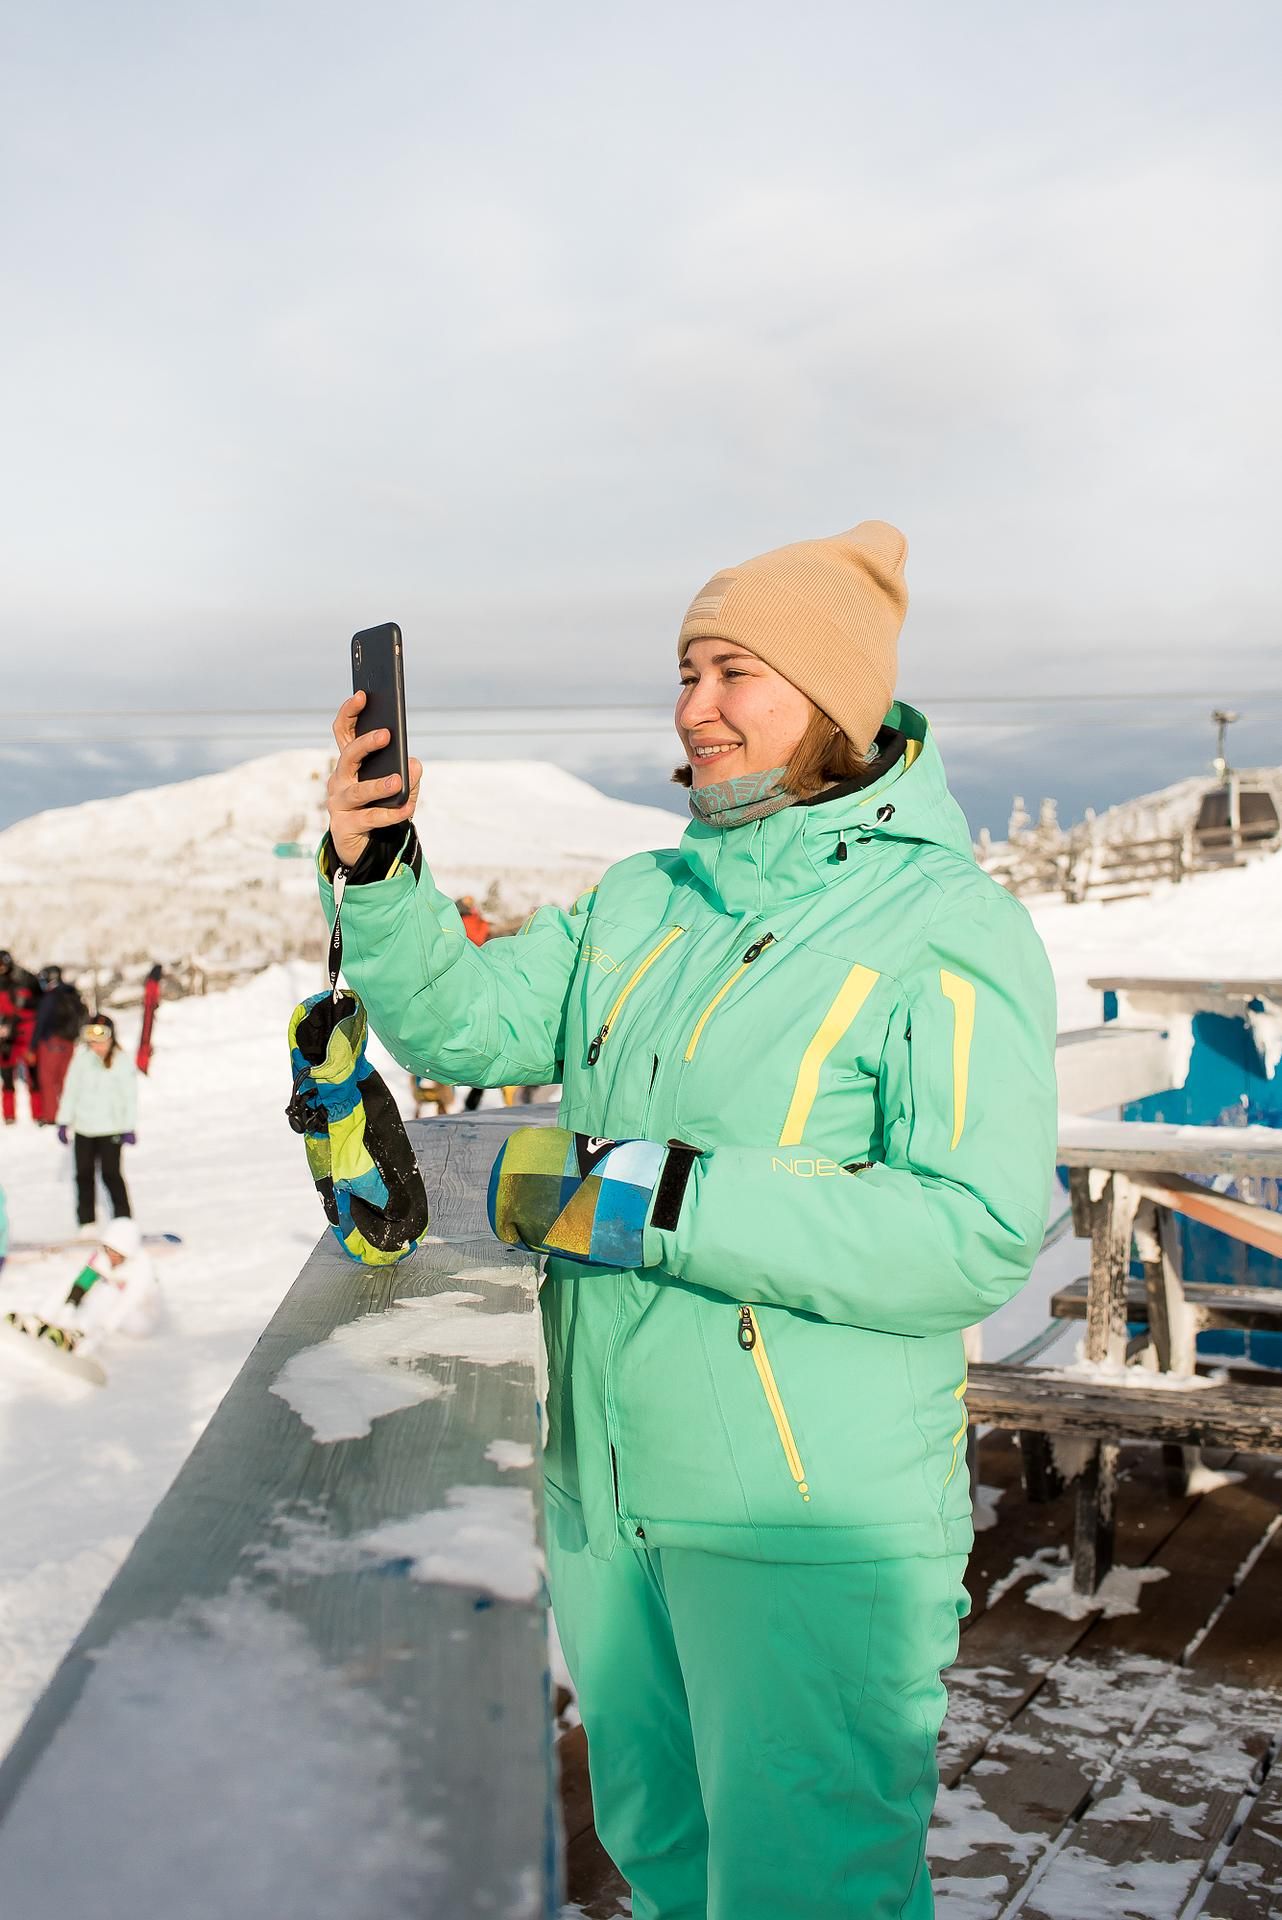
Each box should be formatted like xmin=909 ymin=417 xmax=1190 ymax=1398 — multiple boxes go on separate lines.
xmin=321 ymin=520 xmax=1058 ymax=1920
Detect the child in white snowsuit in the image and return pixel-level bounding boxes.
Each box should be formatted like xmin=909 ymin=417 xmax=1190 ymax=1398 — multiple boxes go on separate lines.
xmin=55 ymin=1014 xmax=138 ymax=1228
xmin=34 ymin=1217 xmax=160 ymax=1357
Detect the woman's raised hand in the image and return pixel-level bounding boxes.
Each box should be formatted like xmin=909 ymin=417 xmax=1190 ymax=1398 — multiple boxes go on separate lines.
xmin=327 ymin=692 xmax=423 ymax=870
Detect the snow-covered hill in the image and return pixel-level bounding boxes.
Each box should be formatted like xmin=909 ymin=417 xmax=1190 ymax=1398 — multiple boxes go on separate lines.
xmin=1028 ymin=841 xmax=1282 ymax=1029
xmin=0 ymin=752 xmax=685 ymax=973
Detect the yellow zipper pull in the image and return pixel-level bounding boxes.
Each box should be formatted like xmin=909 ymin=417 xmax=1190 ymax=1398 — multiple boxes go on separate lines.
xmin=737 ymin=1305 xmax=756 ymax=1350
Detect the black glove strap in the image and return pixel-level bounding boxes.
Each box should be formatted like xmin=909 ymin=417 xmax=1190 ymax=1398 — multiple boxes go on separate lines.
xmin=651 ymin=1143 xmax=699 ymax=1232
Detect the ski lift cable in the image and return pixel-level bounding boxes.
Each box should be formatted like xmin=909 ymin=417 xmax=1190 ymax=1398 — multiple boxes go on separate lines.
xmin=4 ymin=688 xmax=1282 ymax=721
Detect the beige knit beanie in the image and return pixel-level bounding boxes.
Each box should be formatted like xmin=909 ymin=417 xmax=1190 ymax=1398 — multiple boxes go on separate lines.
xmin=676 ymin=520 xmax=908 ymax=753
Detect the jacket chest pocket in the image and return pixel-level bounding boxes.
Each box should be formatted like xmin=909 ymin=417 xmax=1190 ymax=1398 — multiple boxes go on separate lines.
xmin=574 ymin=924 xmax=688 ymax=1072
xmin=682 ymin=932 xmax=777 ymax=1062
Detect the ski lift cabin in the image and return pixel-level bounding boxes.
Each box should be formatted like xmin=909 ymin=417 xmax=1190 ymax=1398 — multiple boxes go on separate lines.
xmin=1190 ymin=768 xmax=1282 ymax=868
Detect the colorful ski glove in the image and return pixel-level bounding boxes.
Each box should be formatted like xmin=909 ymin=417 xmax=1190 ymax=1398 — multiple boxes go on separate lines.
xmin=286 ymin=990 xmax=430 ymax=1266
xmin=487 ymin=1127 xmax=698 ymax=1269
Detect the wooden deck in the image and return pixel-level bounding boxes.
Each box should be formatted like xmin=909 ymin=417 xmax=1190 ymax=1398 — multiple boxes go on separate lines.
xmin=560 ymin=1432 xmax=1282 ymax=1919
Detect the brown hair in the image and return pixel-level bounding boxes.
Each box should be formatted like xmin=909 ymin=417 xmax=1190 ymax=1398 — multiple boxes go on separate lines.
xmin=672 ymin=705 xmax=884 ymax=797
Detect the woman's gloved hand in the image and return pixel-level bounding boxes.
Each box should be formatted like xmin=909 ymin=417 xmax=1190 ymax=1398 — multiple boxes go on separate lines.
xmin=120 ymin=1131 xmax=137 ymax=1146
xmin=57 ymin=1126 xmax=69 ymax=1146
xmin=487 ymin=1126 xmax=697 ymax=1269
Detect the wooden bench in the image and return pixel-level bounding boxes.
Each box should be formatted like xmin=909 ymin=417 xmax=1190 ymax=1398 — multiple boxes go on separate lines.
xmin=0 ymin=1109 xmax=562 ymax=1920
xmin=1049 ymin=1274 xmax=1282 ymax=1337
xmin=969 ymin=1120 xmax=1282 ymax=1595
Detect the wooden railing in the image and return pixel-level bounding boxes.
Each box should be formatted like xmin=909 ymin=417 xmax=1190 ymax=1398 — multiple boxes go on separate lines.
xmin=0 ymin=1109 xmax=562 ymax=1919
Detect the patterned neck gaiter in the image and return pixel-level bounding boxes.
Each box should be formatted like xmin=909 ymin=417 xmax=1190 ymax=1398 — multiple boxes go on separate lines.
xmin=687 ymin=766 xmax=798 ymax=830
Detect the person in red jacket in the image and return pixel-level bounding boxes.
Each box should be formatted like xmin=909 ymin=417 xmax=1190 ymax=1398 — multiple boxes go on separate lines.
xmin=0 ymin=951 xmax=42 ymax=1125
xmin=456 ymin=895 xmax=490 ymax=948
xmin=456 ymin=898 xmax=493 ymax=1111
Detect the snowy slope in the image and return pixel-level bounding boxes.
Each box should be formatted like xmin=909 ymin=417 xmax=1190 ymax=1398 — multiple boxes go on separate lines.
xmin=0 ymin=751 xmax=685 ymax=971
xmin=1024 ymin=842 xmax=1282 ymax=1030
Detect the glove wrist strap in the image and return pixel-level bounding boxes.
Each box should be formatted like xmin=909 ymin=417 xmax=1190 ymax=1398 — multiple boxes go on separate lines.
xmin=651 ymin=1143 xmax=698 ymax=1232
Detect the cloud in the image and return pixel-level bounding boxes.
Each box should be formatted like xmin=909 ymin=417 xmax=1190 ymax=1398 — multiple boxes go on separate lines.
xmin=0 ymin=1 xmax=1278 ymax=805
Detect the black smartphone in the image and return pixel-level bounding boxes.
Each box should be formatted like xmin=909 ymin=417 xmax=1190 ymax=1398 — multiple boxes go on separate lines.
xmin=351 ymin=623 xmax=409 ymax=808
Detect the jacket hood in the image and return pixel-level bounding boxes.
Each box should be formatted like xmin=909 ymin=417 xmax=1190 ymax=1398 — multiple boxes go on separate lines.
xmin=677 ymin=702 xmax=975 ymax=914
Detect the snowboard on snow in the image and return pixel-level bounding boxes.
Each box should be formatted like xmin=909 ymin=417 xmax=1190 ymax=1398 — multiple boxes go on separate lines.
xmin=0 ymin=1316 xmax=108 ymax=1386
xmin=5 ymin=1231 xmax=183 ymax=1265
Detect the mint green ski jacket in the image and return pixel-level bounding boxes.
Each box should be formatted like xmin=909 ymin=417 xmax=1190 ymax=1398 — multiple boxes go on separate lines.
xmin=319 ymin=704 xmax=1058 ymax=1565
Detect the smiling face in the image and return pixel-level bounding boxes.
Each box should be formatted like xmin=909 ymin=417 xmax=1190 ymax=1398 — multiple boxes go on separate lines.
xmin=676 ymin=640 xmax=815 ymax=788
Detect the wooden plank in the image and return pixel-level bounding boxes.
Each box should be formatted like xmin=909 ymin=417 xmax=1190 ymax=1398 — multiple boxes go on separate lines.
xmin=962 ymin=1432 xmax=1076 ymax=1626
xmin=1015 ymin=1678 xmax=1278 ymax=1920
xmin=564 ymin=1826 xmax=630 ymax=1918
xmin=1137 ymin=1202 xmax=1196 ymax=1374
xmin=1088 ymin=976 xmax=1282 ymax=1000
xmin=1050 ymin=1275 xmax=1282 ymax=1334
xmin=559 ymin=1725 xmax=631 ymax=1917
xmin=1057 ymin=1118 xmax=1282 ymax=1178
xmin=1054 ymin=1025 xmax=1177 ymax=1116
xmin=1086 ymin=1462 xmax=1282 ymax=1667
xmin=932 ymin=1460 xmax=1282 ymax=1915
xmin=1073 ymin=1441 xmax=1119 ymax=1591
xmin=1068 ymin=1166 xmax=1094 ymax=1241
xmin=1074 ymin=1176 xmax=1142 ymax=1592
xmin=558 ymin=1722 xmax=596 ymax=1847
xmin=1086 ymin=1174 xmax=1139 ymax=1368
xmin=1204 ymin=1761 xmax=1282 ymax=1918
xmin=1189 ymin=1517 xmax=1282 ymax=1692
xmin=1135 ymin=1174 xmax=1282 ymax=1260
xmin=967 ymin=1365 xmax=1282 ymax=1451
xmin=0 ymin=1112 xmax=559 ymax=1920
xmin=932 ymin=1650 xmax=1167 ymax=1910
xmin=939 ymin=1446 xmax=1199 ymax=1787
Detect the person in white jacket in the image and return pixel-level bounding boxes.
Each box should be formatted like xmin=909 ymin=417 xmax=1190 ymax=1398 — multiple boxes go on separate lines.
xmin=8 ymin=1216 xmax=161 ymax=1360
xmin=55 ymin=1014 xmax=138 ymax=1228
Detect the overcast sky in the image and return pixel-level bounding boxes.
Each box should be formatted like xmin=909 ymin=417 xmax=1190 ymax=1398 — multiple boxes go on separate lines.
xmin=2 ymin=0 xmax=1280 ymax=832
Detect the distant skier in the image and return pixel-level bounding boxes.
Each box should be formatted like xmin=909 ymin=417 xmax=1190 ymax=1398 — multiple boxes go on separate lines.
xmin=5 ymin=1216 xmax=160 ymax=1362
xmin=33 ymin=965 xmax=87 ymax=1125
xmin=410 ymin=1072 xmax=455 ymax=1117
xmin=0 ymin=949 xmax=41 ymax=1125
xmin=457 ymin=895 xmax=490 ymax=948
xmin=456 ymin=899 xmax=492 ymax=1112
xmin=56 ymin=1013 xmax=138 ymax=1228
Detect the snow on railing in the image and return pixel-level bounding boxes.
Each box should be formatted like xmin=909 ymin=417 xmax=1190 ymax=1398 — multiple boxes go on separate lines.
xmin=0 ymin=1109 xmax=562 ymax=1918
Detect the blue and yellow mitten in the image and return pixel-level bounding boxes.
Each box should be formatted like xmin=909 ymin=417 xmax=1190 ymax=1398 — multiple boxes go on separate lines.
xmin=286 ymin=991 xmax=430 ymax=1265
xmin=487 ymin=1126 xmax=697 ymax=1269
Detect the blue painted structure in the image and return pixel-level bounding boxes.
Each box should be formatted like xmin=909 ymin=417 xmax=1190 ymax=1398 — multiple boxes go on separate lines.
xmin=1100 ymin=979 xmax=1282 ymax=1367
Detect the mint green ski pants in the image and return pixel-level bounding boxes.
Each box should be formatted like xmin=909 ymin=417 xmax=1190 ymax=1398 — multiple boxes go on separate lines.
xmin=547 ymin=1486 xmax=967 ymax=1920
